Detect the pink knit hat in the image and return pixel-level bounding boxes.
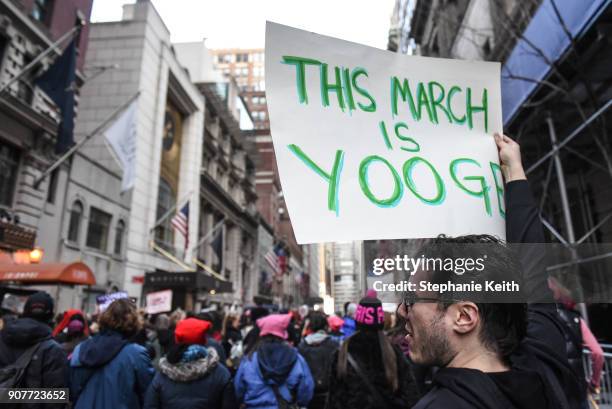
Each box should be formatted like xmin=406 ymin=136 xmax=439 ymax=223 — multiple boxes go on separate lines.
xmin=257 ymin=313 xmax=292 ymax=339
xmin=327 ymin=315 xmax=344 ymax=332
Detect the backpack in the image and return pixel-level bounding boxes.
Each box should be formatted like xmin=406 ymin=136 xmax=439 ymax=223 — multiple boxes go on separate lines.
xmin=0 ymin=341 xmax=45 ymax=388
xmin=299 ymin=338 xmax=337 ymax=392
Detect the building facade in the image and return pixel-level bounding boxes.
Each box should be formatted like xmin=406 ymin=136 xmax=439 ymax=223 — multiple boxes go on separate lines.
xmin=0 ymin=0 xmax=93 ymax=304
xmin=174 ymin=40 xmax=261 ymax=307
xmin=210 ymin=48 xmax=268 ymax=130
xmin=36 ymin=1 xmax=204 ymax=312
xmin=195 ymin=81 xmax=258 ymax=306
xmin=329 ymin=241 xmax=362 ymax=312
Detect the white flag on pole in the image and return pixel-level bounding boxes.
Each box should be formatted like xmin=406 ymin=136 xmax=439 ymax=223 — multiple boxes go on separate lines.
xmin=104 ymin=100 xmax=138 ymax=192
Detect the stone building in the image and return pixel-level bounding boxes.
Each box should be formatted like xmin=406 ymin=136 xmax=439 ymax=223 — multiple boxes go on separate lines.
xmin=195 ymin=81 xmax=258 ymax=306
xmin=174 ymin=40 xmax=260 ymax=307
xmin=209 ymin=45 xmax=315 ymax=306
xmin=36 ymin=0 xmax=205 ymax=312
xmin=211 ymin=48 xmax=268 ymax=130
xmin=0 ymin=0 xmax=94 ymax=307
xmin=329 ymin=241 xmax=362 ymax=313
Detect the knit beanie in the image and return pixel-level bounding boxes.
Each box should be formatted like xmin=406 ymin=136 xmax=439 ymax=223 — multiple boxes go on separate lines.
xmin=174 ymin=318 xmax=212 ymax=345
xmin=327 ymin=315 xmax=344 ymax=332
xmin=354 ymin=296 xmax=384 ymax=331
xmin=23 ymin=292 xmax=54 ymax=323
xmin=257 ymin=313 xmax=292 ymax=339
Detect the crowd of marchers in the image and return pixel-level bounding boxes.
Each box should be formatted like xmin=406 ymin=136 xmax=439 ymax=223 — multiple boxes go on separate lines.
xmin=0 ymin=134 xmax=606 ymax=409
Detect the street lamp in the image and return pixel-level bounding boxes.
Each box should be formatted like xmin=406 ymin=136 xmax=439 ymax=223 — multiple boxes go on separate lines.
xmin=29 ymin=247 xmax=44 ymax=264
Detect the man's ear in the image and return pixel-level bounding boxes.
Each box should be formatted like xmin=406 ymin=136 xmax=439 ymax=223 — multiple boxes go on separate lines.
xmin=449 ymin=302 xmax=479 ymax=335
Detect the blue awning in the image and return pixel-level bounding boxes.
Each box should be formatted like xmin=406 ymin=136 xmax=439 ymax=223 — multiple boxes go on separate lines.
xmin=501 ymin=0 xmax=610 ymax=125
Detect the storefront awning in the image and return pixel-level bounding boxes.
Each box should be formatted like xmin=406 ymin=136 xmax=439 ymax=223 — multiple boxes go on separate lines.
xmin=0 ymin=262 xmax=96 ymax=286
xmin=501 ymin=0 xmax=611 ymax=125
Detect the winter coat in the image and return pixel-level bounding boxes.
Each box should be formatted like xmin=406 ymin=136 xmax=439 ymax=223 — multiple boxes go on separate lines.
xmin=412 ymin=180 xmax=584 ymax=409
xmin=69 ymin=330 xmax=154 ymax=409
xmin=144 ymin=346 xmax=237 ymax=409
xmin=61 ymin=334 xmax=89 ymax=358
xmin=0 ymin=317 xmax=68 ymax=409
xmin=298 ymin=332 xmax=339 ymax=409
xmin=326 ymin=331 xmax=420 ymax=409
xmin=558 ymin=306 xmax=587 ymax=397
xmin=208 ymin=337 xmax=227 ymax=364
xmin=234 ymin=339 xmax=314 ymax=409
xmin=340 ymin=317 xmax=356 ymax=340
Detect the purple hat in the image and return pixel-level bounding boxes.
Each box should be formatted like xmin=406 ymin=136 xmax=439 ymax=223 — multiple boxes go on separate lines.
xmin=67 ymin=319 xmax=85 ymax=335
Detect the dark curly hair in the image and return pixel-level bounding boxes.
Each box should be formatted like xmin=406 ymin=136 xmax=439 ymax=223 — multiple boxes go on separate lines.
xmin=417 ymin=234 xmax=528 ymax=362
xmin=98 ymin=298 xmax=141 ymax=338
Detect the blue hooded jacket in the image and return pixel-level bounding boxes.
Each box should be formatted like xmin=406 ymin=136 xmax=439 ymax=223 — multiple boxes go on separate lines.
xmin=234 ymin=340 xmax=314 ymax=409
xmin=341 ymin=317 xmax=356 ymax=340
xmin=69 ymin=331 xmax=154 ymax=409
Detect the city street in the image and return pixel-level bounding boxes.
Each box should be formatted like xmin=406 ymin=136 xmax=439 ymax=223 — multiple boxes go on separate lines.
xmin=0 ymin=1 xmax=611 ymax=408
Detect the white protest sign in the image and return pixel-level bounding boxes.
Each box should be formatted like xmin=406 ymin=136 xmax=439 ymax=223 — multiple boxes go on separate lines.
xmin=145 ymin=289 xmax=173 ymax=314
xmin=265 ymin=22 xmax=505 ymax=244
xmin=96 ymin=291 xmax=129 ymax=313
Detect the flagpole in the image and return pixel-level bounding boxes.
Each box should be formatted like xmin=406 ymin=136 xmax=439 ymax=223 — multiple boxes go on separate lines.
xmin=190 ymin=216 xmax=226 ymax=257
xmin=0 ymin=24 xmax=82 ymax=94
xmin=150 ymin=190 xmax=194 ymax=232
xmin=33 ymin=91 xmax=141 ymax=188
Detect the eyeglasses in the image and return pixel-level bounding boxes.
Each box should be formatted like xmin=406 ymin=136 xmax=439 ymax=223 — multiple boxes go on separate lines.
xmin=396 ymin=296 xmax=442 ymax=318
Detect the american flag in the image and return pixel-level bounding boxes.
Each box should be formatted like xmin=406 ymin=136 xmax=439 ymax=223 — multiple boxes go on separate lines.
xmin=265 ymin=245 xmax=287 ymax=277
xmin=171 ymin=202 xmax=189 ymax=250
xmin=265 ymin=246 xmax=282 ymax=276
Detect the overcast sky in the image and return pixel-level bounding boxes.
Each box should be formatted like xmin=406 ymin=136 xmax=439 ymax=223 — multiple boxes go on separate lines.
xmin=91 ymin=0 xmax=395 ymax=50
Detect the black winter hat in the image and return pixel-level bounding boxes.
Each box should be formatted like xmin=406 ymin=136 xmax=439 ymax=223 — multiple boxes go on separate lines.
xmin=354 ymin=296 xmax=384 ymax=331
xmin=23 ymin=291 xmax=54 ymax=322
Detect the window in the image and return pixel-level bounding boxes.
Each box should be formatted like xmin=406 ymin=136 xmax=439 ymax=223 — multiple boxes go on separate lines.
xmin=46 ymin=168 xmax=59 ymax=204
xmin=86 ymin=207 xmax=112 ymax=251
xmin=155 ymin=178 xmax=175 ymax=249
xmin=114 ymin=220 xmax=125 ymax=255
xmin=0 ymin=36 xmax=7 ymax=70
xmin=236 ymin=53 xmax=248 ymax=63
xmin=31 ymin=0 xmax=53 ymax=24
xmin=67 ymin=201 xmax=83 ymax=243
xmin=0 ymin=142 xmax=19 ymax=207
xmin=218 ymin=54 xmax=232 ymax=64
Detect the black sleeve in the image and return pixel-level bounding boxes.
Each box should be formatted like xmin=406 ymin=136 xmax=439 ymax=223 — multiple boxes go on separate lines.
xmin=505 ymin=180 xmax=552 ymax=303
xmin=221 ymin=375 xmax=239 ymax=409
xmin=505 ymin=180 xmax=566 ymax=357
